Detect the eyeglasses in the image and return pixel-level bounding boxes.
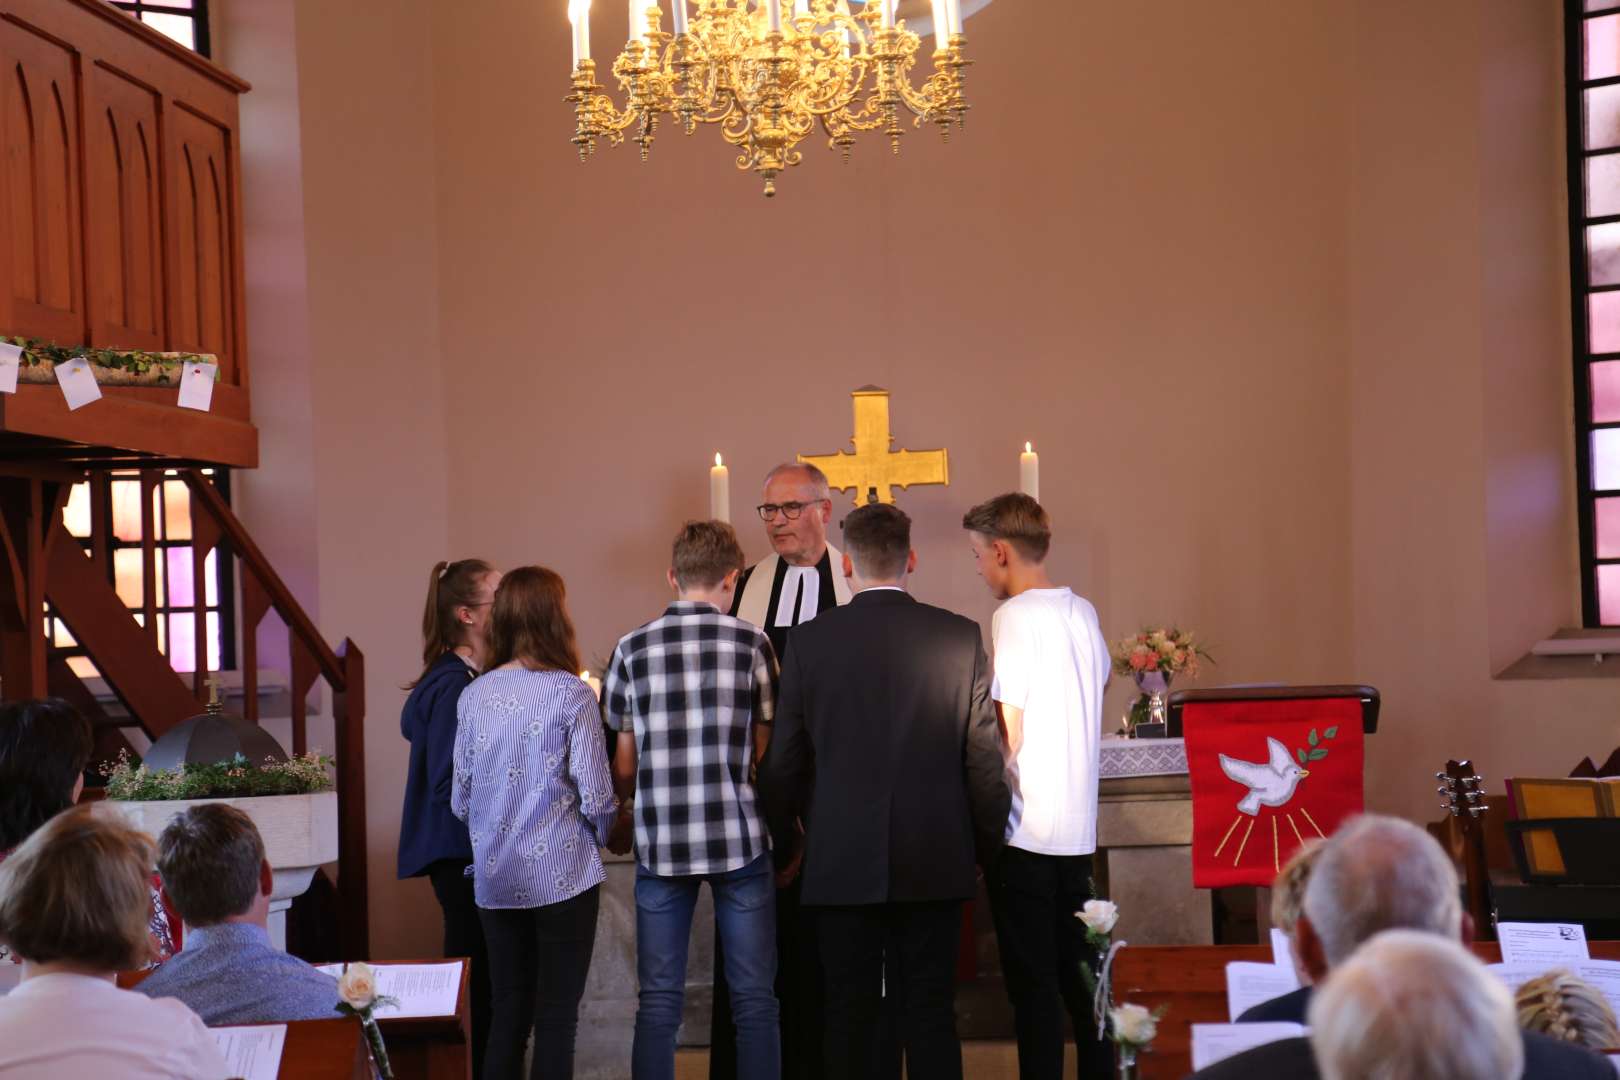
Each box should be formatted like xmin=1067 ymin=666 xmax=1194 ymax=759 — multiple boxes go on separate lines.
xmin=757 ymin=501 xmax=823 ymax=521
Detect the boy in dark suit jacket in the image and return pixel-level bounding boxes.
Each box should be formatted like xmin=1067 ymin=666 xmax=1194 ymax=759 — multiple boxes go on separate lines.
xmin=759 ymin=502 xmax=1010 ymax=1080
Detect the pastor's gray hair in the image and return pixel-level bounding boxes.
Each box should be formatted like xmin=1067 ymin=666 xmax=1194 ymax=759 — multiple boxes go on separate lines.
xmin=1300 ymin=814 xmax=1461 ymax=967
xmin=1309 ymin=930 xmax=1522 ymax=1080
xmin=763 ymin=462 xmax=831 ymax=501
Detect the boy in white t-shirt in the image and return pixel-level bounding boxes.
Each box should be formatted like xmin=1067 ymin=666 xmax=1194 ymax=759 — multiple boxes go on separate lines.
xmin=963 ymin=492 xmax=1111 ymax=1080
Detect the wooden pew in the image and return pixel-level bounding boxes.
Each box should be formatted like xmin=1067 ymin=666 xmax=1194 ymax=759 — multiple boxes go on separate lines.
xmin=221 ymin=1019 xmax=368 ymax=1080
xmin=1110 ymin=941 xmax=1620 ymax=1079
xmin=121 ymin=956 xmax=472 ymax=1080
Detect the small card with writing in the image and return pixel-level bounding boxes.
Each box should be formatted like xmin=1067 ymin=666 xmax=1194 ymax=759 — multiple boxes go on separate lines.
xmin=55 ymin=357 xmax=101 ymax=411
xmin=0 ymin=343 xmax=20 ymax=394
xmin=177 ymin=361 xmax=217 ymax=411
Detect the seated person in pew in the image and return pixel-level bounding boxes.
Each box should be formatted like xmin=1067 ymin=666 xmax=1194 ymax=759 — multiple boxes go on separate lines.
xmin=1189 ymin=814 xmax=1613 ymax=1079
xmin=1263 ymin=837 xmax=1323 ymax=991
xmin=1516 ymin=969 xmax=1620 ymax=1053
xmin=0 ymin=804 xmax=231 ymax=1078
xmin=136 ymin=803 xmax=342 ymax=1023
xmin=1309 ymin=931 xmax=1523 ymax=1080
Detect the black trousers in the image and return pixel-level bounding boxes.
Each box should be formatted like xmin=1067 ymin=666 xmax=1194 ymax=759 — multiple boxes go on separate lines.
xmin=427 ymin=860 xmax=492 ymax=1080
xmin=814 ymin=900 xmax=964 ymax=1080
xmin=710 ymin=877 xmax=824 ymax=1080
xmin=478 ymin=885 xmax=600 ymax=1080
xmin=988 ymin=848 xmax=1112 ymax=1080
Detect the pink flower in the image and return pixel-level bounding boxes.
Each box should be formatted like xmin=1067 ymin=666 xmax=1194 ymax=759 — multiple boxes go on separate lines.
xmin=1130 ymin=647 xmax=1154 ymax=671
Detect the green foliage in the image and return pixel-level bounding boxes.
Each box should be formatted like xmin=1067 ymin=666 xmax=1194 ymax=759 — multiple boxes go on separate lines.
xmin=101 ymin=749 xmax=334 ymax=801
xmin=0 ymin=334 xmax=216 ymax=384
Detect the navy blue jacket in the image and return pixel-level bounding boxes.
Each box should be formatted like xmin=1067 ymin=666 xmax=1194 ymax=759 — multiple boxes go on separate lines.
xmin=397 ymin=651 xmax=476 ymax=878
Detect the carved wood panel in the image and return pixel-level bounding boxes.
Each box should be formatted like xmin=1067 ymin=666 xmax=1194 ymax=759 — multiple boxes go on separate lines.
xmin=85 ymin=64 xmax=165 ymax=350
xmin=166 ymin=106 xmax=235 ymax=381
xmin=0 ymin=17 xmax=85 ymax=343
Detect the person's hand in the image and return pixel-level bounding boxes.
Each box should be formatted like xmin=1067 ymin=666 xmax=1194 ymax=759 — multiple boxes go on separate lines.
xmin=775 ymin=845 xmax=804 ymax=889
xmin=606 ymin=810 xmax=634 ymax=856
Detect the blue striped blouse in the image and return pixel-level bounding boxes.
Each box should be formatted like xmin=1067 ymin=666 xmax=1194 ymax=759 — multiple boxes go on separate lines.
xmin=451 ymin=667 xmax=619 ymax=909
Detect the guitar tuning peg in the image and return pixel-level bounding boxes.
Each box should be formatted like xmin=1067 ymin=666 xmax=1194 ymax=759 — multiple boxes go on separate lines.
xmin=1434 ymin=772 xmax=1447 ymax=781
xmin=1468 ymin=774 xmax=1482 ymax=784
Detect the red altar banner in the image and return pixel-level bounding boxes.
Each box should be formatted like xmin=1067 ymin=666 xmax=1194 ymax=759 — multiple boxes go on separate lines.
xmin=1183 ymin=697 xmax=1365 ymax=888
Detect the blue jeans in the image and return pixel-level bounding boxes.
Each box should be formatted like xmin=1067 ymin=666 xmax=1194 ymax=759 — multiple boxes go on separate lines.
xmin=633 ymin=854 xmax=780 ymax=1080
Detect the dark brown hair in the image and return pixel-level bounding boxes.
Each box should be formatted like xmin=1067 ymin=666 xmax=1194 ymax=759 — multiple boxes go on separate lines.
xmin=485 ymin=566 xmax=581 ymax=674
xmin=410 ymin=558 xmax=495 ymax=687
xmin=844 ymin=503 xmax=912 ymax=581
xmin=0 ymin=697 xmax=94 ymax=851
xmin=961 ymin=492 xmax=1052 ymax=562
xmin=672 ymin=520 xmax=746 ymax=590
xmin=0 ymin=803 xmax=154 ymax=970
xmin=156 ymin=803 xmax=266 ymax=927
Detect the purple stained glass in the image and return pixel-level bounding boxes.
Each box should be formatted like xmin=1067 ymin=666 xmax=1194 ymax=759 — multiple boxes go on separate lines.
xmin=1595 ymin=429 xmax=1620 ymax=490
xmin=1590 ymin=291 xmax=1620 ymax=353
xmin=1593 ymin=361 xmax=1620 ymax=422
xmin=1599 ymin=498 xmax=1620 ymax=559
xmin=168 ymin=614 xmax=195 ymax=674
xmin=1591 ymin=15 xmax=1620 ymax=80
xmin=1593 ymin=224 xmax=1620 ymax=286
xmin=1589 ymin=85 xmax=1620 ymax=151
xmin=1599 ymin=565 xmax=1620 ymax=625
xmin=166 ymin=547 xmax=194 ymax=607
xmin=1589 ymin=154 xmax=1620 ymax=217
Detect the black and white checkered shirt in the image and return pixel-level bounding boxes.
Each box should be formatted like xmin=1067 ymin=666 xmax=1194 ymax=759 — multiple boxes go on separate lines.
xmin=604 ymin=601 xmax=779 ymax=877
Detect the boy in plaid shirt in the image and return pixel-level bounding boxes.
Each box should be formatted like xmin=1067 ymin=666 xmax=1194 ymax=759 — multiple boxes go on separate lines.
xmin=606 ymin=520 xmax=782 ymax=1080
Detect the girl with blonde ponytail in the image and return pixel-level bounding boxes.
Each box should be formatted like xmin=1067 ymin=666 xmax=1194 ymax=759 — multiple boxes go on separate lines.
xmin=398 ymin=558 xmax=499 ymax=1076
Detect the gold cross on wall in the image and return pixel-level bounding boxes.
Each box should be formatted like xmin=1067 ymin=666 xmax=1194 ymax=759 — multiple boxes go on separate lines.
xmin=799 ymin=386 xmax=949 ymax=507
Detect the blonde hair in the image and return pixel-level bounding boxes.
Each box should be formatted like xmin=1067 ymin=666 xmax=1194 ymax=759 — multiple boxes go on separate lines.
xmin=0 ymin=803 xmax=155 ymax=970
xmin=1516 ymin=969 xmax=1620 ymax=1050
xmin=1309 ymin=930 xmax=1522 ymax=1080
xmin=1270 ymin=838 xmax=1325 ymax=934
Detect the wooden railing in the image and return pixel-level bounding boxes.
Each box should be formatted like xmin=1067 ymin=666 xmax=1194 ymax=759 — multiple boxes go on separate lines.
xmin=180 ymin=469 xmax=369 ymax=960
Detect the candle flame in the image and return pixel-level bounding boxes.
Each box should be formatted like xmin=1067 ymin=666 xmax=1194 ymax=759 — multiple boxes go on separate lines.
xmin=580 ymin=670 xmax=591 ymax=680
xmin=715 ymin=452 xmax=723 ymax=467
xmin=1025 ymin=442 xmax=1033 ymax=453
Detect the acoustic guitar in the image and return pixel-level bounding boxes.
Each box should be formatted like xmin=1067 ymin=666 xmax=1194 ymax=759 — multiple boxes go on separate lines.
xmin=1437 ymin=759 xmax=1494 ymax=942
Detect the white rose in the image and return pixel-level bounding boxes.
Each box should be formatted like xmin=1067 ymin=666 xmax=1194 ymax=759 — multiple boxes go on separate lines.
xmin=337 ymin=962 xmax=379 ymax=1009
xmin=1110 ymin=1003 xmax=1158 ymax=1046
xmin=1077 ymin=899 xmax=1119 ymax=934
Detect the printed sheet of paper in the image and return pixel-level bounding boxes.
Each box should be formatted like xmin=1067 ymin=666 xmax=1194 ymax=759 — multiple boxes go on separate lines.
xmin=1225 ymin=960 xmax=1301 ymax=1022
xmin=1190 ymin=1022 xmax=1307 ymax=1070
xmin=1270 ymin=927 xmax=1294 ymax=970
xmin=1497 ymin=921 xmax=1590 ymax=967
xmin=1572 ymin=959 xmax=1620 ymax=1020
xmin=55 ymin=357 xmax=101 ymax=411
xmin=0 ymin=342 xmax=20 ymax=394
xmin=211 ymin=1024 xmax=286 ymax=1080
xmin=177 ymin=361 xmax=217 ymax=411
xmin=313 ymin=961 xmax=464 ymax=1018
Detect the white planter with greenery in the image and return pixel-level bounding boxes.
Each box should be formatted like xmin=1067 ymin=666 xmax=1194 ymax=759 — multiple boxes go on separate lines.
xmin=103 ymin=752 xmax=337 ymax=951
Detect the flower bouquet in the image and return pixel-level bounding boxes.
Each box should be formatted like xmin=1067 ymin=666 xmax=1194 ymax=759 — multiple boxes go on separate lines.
xmin=1076 ymin=896 xmax=1165 ymax=1078
xmin=1111 ymin=628 xmax=1212 ymax=736
xmin=335 ymin=962 xmax=398 ymax=1079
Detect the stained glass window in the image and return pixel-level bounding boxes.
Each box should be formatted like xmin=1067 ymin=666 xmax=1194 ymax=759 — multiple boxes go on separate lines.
xmin=106 ymin=1 xmax=210 ymax=58
xmin=50 ymin=470 xmax=236 ymax=679
xmin=1569 ymin=2 xmax=1620 ymax=624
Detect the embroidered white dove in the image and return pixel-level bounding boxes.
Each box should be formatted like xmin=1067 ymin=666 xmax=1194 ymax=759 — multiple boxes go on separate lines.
xmin=1219 ymin=737 xmax=1309 ymax=816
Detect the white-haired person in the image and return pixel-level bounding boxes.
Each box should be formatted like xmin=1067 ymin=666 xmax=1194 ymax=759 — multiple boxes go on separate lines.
xmin=1309 ymin=930 xmax=1523 ymax=1080
xmin=1190 ymin=813 xmax=1612 ymax=1079
xmin=1516 ymin=969 xmax=1620 ymax=1053
xmin=0 ymin=804 xmax=230 ymax=1078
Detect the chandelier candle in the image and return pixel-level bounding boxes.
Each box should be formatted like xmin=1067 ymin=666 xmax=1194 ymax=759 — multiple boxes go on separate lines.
xmin=569 ymin=0 xmax=591 ymax=67
xmin=765 ymin=0 xmax=782 ymax=33
xmin=671 ymin=0 xmax=687 ymax=35
xmin=1020 ymin=442 xmax=1039 ymax=500
xmin=710 ymin=453 xmax=730 ymax=523
xmin=880 ymin=0 xmax=897 ymax=28
xmin=946 ymin=0 xmax=962 ymax=35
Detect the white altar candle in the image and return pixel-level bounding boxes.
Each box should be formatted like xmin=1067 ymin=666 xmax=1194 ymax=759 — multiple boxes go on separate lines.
xmin=945 ymin=0 xmax=962 ymax=35
xmin=580 ymin=670 xmax=603 ymax=700
xmin=1020 ymin=442 xmax=1039 ymax=501
xmin=880 ymin=0 xmax=897 ymax=29
xmin=570 ymin=0 xmax=592 ymax=66
xmin=711 ymin=453 xmax=731 ymax=523
xmin=766 ymin=0 xmax=782 ymax=32
xmin=672 ymin=0 xmax=688 ymax=35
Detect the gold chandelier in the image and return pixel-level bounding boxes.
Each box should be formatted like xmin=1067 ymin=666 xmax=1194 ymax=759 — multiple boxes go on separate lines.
xmin=565 ymin=0 xmax=971 ymax=197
